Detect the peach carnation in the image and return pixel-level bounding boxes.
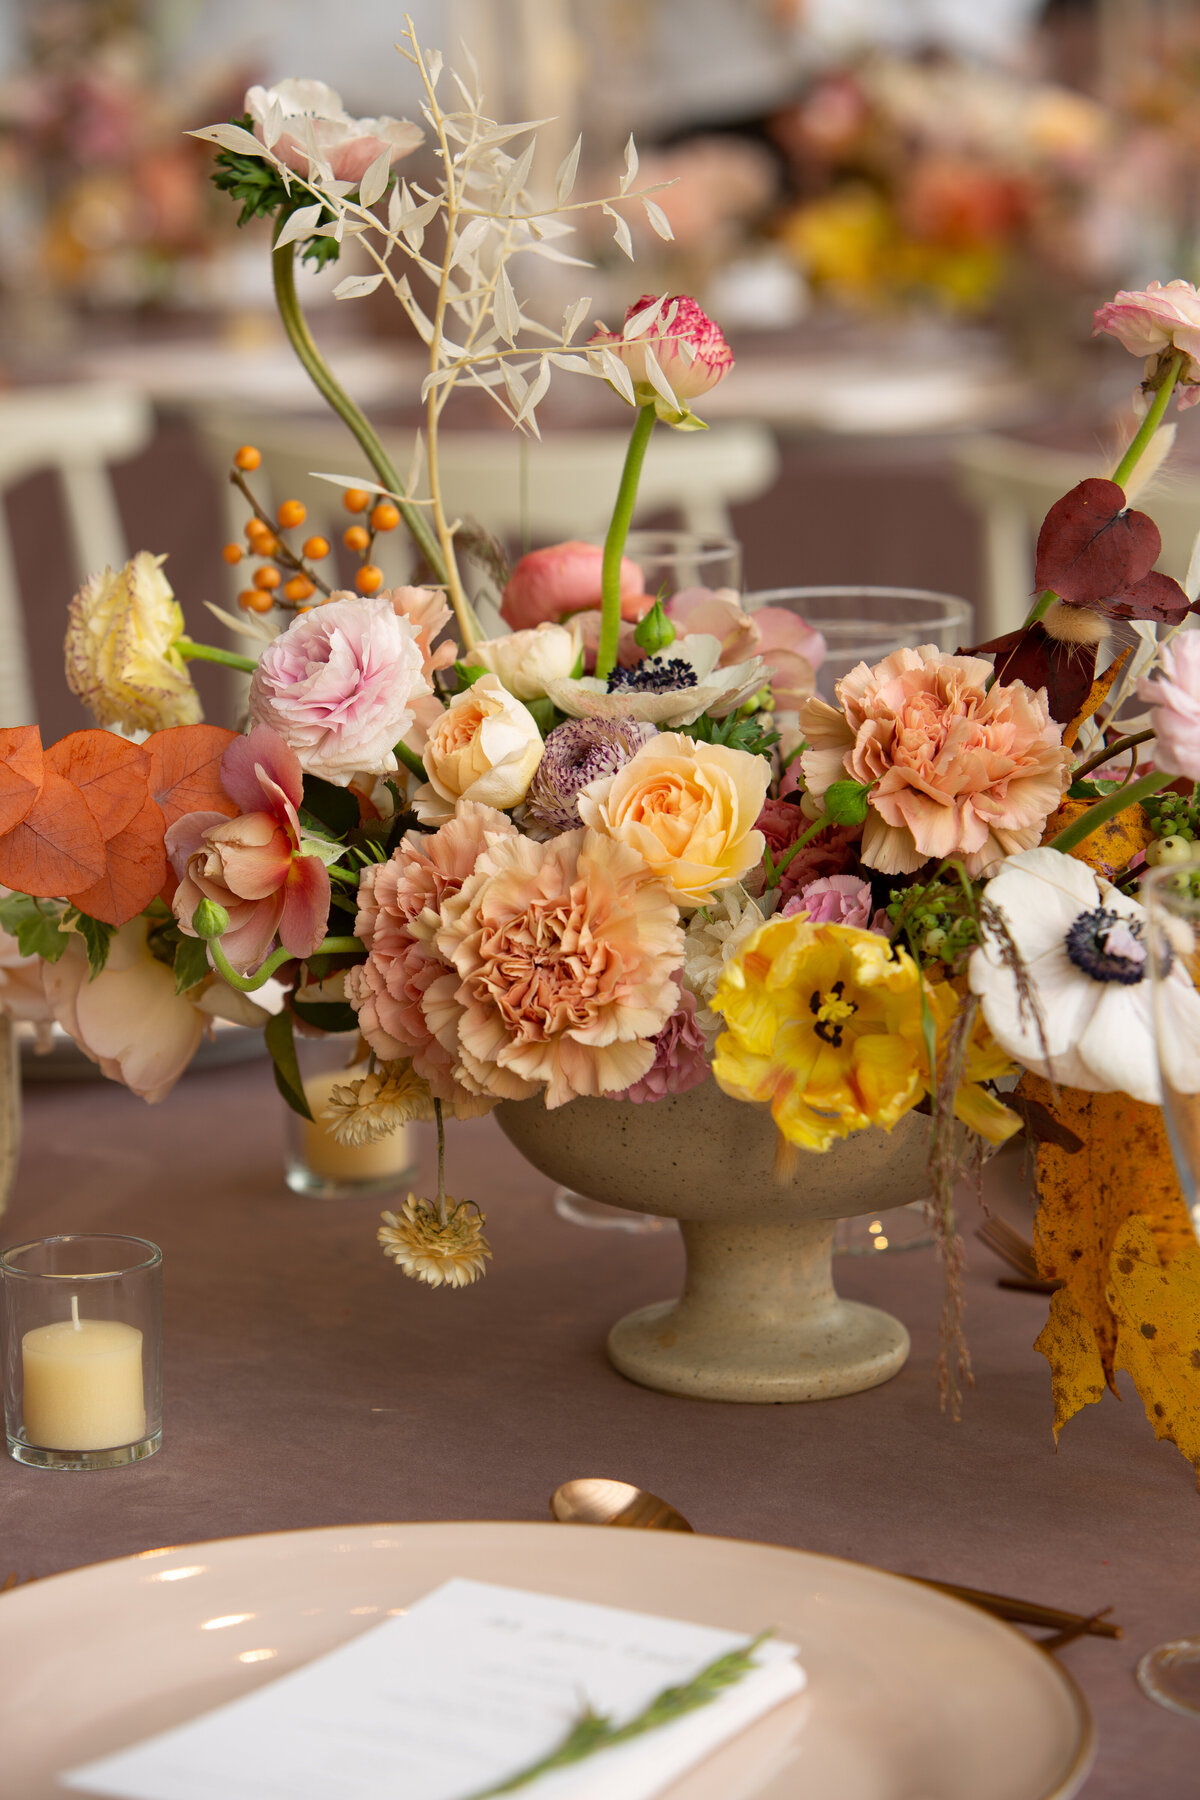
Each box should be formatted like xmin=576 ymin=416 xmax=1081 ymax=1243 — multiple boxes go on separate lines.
xmin=800 ymin=644 xmax=1071 ymax=877
xmin=346 ymin=802 xmax=515 ymax=1113
xmin=425 ymin=829 xmax=684 ymax=1109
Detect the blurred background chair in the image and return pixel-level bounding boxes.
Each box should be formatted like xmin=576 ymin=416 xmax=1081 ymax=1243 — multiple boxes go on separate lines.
xmin=191 ymin=409 xmax=780 ymax=628
xmin=0 ymin=384 xmax=153 ymax=725
xmin=953 ymin=435 xmax=1200 ymax=639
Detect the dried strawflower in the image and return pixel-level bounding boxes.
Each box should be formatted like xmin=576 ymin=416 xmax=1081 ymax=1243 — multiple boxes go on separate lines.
xmin=524 ymin=717 xmax=656 ymax=833
xmin=378 ymin=1194 xmax=492 ymax=1288
xmin=323 ymin=1062 xmax=434 ymax=1147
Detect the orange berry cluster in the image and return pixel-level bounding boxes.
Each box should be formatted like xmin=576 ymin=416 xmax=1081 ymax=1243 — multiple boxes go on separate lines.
xmin=224 ymin=448 xmax=403 ymax=614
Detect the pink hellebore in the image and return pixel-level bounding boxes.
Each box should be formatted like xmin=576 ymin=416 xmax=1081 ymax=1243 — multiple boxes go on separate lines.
xmin=501 ymin=541 xmax=647 ymax=632
xmin=246 ymin=80 xmax=423 ymax=184
xmin=588 ymin=294 xmax=734 ymax=420
xmin=1093 ymin=279 xmax=1200 ymax=409
xmin=666 ymin=589 xmax=826 ymax=711
xmin=1138 ymin=631 xmax=1200 ymax=782
xmin=167 ymin=727 xmax=331 ymax=973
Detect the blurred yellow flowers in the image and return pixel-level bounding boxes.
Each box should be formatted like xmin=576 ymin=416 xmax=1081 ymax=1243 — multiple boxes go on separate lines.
xmin=711 ymin=918 xmax=1018 ymax=1153
xmin=65 ymin=551 xmax=201 ymax=735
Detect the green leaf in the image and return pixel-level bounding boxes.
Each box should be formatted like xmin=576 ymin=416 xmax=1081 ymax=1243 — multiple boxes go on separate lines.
xmin=677 ymin=714 xmax=780 ymax=759
xmin=291 ymin=997 xmax=358 ymax=1034
xmin=64 ymin=910 xmax=115 ymax=980
xmin=173 ymin=934 xmax=211 ymax=995
xmin=525 ymin=697 xmax=558 ymax=737
xmin=823 ymin=779 xmax=872 ymax=826
xmin=0 ymin=894 xmax=71 ymax=963
xmin=453 ymin=661 xmax=489 ymax=690
xmin=265 ymin=1009 xmax=313 ymax=1121
xmin=300 ymin=775 xmax=360 ymax=840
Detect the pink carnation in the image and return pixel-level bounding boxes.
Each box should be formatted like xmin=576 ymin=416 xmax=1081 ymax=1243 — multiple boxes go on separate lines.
xmin=611 ymin=983 xmax=710 ymax=1103
xmin=248 ymin=595 xmax=430 ymax=787
xmin=800 ymin=645 xmax=1071 ymax=877
xmin=1094 ymin=279 xmax=1200 ymax=408
xmin=346 ymin=802 xmax=515 ymax=1112
xmin=501 ymin=541 xmax=647 ymax=632
xmin=1139 ymin=632 xmax=1200 ymax=781
xmin=782 ymin=873 xmax=873 ymax=928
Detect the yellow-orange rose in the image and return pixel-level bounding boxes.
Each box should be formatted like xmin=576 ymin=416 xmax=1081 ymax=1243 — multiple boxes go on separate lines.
xmin=414 ymin=674 xmax=543 ymax=824
xmin=577 ymin=732 xmax=769 ymax=908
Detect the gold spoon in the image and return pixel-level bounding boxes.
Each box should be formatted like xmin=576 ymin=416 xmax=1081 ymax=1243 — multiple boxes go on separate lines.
xmin=548 ymin=1479 xmax=1120 ymax=1641
xmin=551 ymin=1477 xmax=694 ymax=1533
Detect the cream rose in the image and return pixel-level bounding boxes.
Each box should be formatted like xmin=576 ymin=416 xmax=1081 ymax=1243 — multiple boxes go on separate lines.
xmin=64 ymin=552 xmax=201 ymax=734
xmin=470 ymin=623 xmax=581 ymax=702
xmin=414 ymin=675 xmax=544 ymax=823
xmin=578 ymin=732 xmax=769 ymax=908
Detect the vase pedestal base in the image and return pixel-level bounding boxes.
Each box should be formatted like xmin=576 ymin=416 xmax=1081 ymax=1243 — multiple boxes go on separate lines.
xmin=606 ymin=1215 xmax=910 ymax=1403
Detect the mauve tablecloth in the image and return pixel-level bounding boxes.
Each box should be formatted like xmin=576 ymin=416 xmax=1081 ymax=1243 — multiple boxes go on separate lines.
xmin=1 ymin=1056 xmax=1197 ymax=1797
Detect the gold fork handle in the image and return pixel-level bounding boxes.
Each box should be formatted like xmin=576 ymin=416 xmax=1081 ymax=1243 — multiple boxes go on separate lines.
xmin=913 ymin=1577 xmax=1122 ymax=1638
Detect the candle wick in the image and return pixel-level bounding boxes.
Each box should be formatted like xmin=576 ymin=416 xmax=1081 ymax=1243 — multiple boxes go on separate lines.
xmin=71 ymin=1294 xmax=80 ymax=1331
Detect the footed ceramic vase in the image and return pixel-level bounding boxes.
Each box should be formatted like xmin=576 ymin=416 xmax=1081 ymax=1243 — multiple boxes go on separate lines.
xmin=495 ymin=1081 xmax=932 ymax=1404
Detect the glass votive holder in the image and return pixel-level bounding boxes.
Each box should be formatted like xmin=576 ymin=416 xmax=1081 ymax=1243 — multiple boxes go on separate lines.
xmin=744 ymin=586 xmax=974 ymax=703
xmin=1 ymin=1233 xmax=162 ymax=1471
xmin=622 ymin=529 xmax=742 ymax=599
xmin=284 ymin=1031 xmax=418 ymax=1201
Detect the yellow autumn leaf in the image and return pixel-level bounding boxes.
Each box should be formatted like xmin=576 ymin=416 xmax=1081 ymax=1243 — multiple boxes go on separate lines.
xmin=1023 ymin=1075 xmax=1193 ymax=1436
xmin=1061 ymin=647 xmax=1130 ymax=750
xmin=1109 ymin=1215 xmax=1200 ymax=1488
xmin=1039 ymin=797 xmax=1152 ymax=881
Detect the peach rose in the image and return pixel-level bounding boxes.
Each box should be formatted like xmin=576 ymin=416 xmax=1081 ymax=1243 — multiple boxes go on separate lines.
xmin=470 ymin=622 xmax=582 ymax=701
xmin=426 ymin=829 xmax=683 ymax=1108
xmin=578 ymin=732 xmax=769 ymax=908
xmin=800 ymin=644 xmax=1071 ymax=878
xmin=414 ymin=675 xmax=544 ymax=823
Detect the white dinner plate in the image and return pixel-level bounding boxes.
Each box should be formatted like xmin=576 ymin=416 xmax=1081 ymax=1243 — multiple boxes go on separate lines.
xmin=0 ymin=1521 xmax=1092 ymax=1800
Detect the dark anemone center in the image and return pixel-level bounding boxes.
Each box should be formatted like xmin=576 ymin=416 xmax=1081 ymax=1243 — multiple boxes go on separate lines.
xmin=606 ymin=657 xmax=698 ymax=695
xmin=1064 ymin=906 xmax=1147 ymax=985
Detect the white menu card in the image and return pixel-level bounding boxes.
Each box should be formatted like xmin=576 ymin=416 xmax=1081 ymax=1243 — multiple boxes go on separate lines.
xmin=64 ymin=1577 xmax=805 ymax=1800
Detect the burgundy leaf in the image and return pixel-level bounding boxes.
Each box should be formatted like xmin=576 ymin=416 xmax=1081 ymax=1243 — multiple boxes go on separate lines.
xmin=1035 ymin=478 xmax=1161 ymax=608
xmin=985 ymin=624 xmax=1098 ymax=725
xmin=1104 ymin=569 xmax=1192 ymax=624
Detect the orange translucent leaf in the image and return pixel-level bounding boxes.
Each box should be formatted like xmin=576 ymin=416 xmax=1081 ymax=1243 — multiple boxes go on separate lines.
xmin=45 ymin=730 xmax=149 ymax=840
xmin=1061 ymin=647 xmax=1130 ymax=750
xmin=1024 ymin=1075 xmax=1194 ymax=1436
xmin=146 ymin=724 xmax=239 ymax=829
xmin=69 ymin=793 xmax=168 ymax=928
xmin=1110 ymin=1216 xmax=1200 ymax=1489
xmin=1040 ymin=798 xmax=1153 ymax=881
xmin=0 ymin=725 xmax=44 ymax=835
xmin=0 ymin=770 xmax=105 ymax=897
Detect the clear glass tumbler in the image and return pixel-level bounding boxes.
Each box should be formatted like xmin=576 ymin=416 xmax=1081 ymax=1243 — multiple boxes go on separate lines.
xmin=283 ymin=1032 xmax=418 ymax=1201
xmin=1 ymin=1232 xmax=162 ymax=1470
xmin=744 ymin=586 xmax=974 ymax=702
xmin=623 ymin=529 xmax=742 ymax=600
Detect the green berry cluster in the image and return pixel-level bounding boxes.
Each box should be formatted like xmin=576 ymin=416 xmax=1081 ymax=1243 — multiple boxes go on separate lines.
xmin=886 ymin=879 xmax=982 ymax=968
xmin=1143 ymin=786 xmax=1200 ymax=868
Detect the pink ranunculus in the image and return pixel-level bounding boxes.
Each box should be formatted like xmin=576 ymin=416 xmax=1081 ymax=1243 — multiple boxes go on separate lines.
xmin=571 ymin=608 xmax=645 ymax=673
xmin=167 ymin=726 xmax=330 ymax=973
xmin=588 ymin=294 xmax=734 ymax=413
xmin=346 ymin=802 xmax=516 ymax=1113
xmin=667 ymin=589 xmax=760 ymax=664
xmin=801 ymin=645 xmax=1072 ymax=878
xmin=781 ymin=873 xmax=873 ymax=928
xmin=1138 ymin=632 xmax=1200 ymax=781
xmin=249 ymin=595 xmax=430 ymax=787
xmin=611 ymin=982 xmax=710 ymax=1103
xmin=752 ymin=605 xmax=826 ymax=710
xmin=246 ymin=79 xmax=423 ymax=185
xmin=42 ymin=918 xmax=205 ymax=1104
xmin=501 ymin=541 xmax=647 ymax=632
xmin=1093 ymin=279 xmax=1200 ymax=409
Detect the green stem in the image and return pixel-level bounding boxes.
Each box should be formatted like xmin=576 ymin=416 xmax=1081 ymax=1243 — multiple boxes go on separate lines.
xmin=177 ymin=638 xmax=258 ymax=674
xmin=207 ymin=932 xmax=363 ymax=993
xmin=1112 ymin=351 xmax=1184 ymax=489
xmin=271 ymin=240 xmax=452 ymax=595
xmin=764 ymin=810 xmax=832 ymax=890
xmin=394 ymin=739 xmax=427 ymax=781
xmin=595 ymin=404 xmax=657 ymax=682
xmin=1047 ymin=770 xmax=1170 ymax=854
xmin=1016 ymin=352 xmax=1185 ymax=636
xmin=434 ymin=1097 xmax=447 ymax=1227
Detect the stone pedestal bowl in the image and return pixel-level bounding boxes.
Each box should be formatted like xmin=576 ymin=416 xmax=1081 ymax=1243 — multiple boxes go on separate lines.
xmin=495 ymin=1081 xmax=932 ymax=1404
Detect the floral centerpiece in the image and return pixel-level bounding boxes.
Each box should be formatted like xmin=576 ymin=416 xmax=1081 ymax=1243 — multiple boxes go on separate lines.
xmin=4 ymin=27 xmax=1200 ymax=1455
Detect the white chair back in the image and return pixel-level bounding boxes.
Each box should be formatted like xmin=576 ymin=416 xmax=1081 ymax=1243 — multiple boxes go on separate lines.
xmin=0 ymin=383 xmax=153 ymax=724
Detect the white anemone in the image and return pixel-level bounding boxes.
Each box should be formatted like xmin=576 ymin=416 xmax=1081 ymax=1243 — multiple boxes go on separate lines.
xmin=968 ymin=846 xmax=1200 ymax=1105
xmin=544 ymin=634 xmax=765 ymax=727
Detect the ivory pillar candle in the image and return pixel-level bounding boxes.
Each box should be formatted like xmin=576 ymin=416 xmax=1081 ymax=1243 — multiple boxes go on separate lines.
xmin=22 ymin=1297 xmax=145 ymax=1451
xmin=299 ymin=1065 xmax=413 ymax=1184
